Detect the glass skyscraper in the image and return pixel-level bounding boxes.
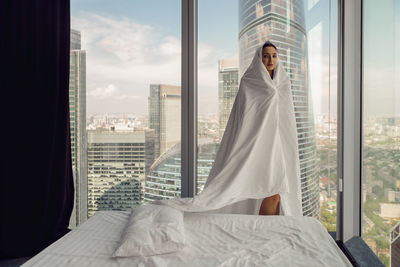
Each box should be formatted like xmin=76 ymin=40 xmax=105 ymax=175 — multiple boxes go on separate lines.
xmin=69 ymin=29 xmax=88 ymax=228
xmin=144 ymin=139 xmax=219 ymax=201
xmin=218 ymin=59 xmax=239 ymax=139
xmin=148 ymin=84 xmax=181 ymax=159
xmin=238 ymin=0 xmax=319 ymax=218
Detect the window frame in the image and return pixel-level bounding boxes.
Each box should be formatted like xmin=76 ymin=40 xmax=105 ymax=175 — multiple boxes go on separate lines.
xmin=181 ymin=0 xmax=367 ymax=246
xmin=337 ymin=0 xmax=363 ymax=242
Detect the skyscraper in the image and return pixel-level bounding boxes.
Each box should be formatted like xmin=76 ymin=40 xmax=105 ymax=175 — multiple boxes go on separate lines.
xmin=148 ymin=84 xmax=181 ymax=159
xmin=87 ymin=130 xmax=147 ymax=217
xmin=238 ymin=0 xmax=320 ymax=218
xmin=70 ymin=29 xmax=81 ymax=50
xmin=69 ymin=29 xmax=87 ymax=228
xmin=144 ymin=138 xmax=219 ymax=202
xmin=218 ymin=59 xmax=239 ymax=139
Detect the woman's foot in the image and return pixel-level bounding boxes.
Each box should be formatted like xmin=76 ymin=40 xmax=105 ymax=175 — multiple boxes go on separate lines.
xmin=259 ymin=194 xmax=280 ymax=215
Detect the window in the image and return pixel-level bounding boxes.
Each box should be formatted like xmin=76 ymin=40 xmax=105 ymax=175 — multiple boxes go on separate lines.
xmin=197 ymin=0 xmax=338 ymax=229
xmin=69 ymin=0 xmax=181 ymax=228
xmin=362 ymin=0 xmax=400 ymax=265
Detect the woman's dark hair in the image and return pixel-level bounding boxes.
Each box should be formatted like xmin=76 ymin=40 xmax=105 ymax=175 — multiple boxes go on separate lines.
xmin=262 ymin=41 xmax=277 ymax=51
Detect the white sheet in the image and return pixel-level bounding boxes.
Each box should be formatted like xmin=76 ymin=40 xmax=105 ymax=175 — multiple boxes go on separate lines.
xmin=154 ymin=44 xmax=302 ymax=216
xmin=23 ymin=211 xmax=352 ymax=267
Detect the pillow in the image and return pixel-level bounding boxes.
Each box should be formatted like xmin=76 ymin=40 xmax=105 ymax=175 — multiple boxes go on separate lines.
xmin=113 ymin=204 xmax=186 ymax=257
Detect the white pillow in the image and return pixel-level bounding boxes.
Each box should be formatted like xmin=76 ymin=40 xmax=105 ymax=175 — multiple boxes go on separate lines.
xmin=113 ymin=204 xmax=186 ymax=257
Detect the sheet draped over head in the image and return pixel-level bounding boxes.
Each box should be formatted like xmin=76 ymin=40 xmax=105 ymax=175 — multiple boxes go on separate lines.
xmin=154 ymin=44 xmax=303 ymax=216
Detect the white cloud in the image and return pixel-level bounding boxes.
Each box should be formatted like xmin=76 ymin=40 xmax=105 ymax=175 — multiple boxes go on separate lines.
xmin=72 ymin=12 xmax=227 ymax=114
xmin=87 ymin=84 xmax=117 ymax=98
xmin=87 ymin=84 xmax=140 ymax=101
xmin=72 ymin=12 xmax=182 ymax=113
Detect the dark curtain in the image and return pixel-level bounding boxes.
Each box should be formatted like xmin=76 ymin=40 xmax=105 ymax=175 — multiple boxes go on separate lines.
xmin=0 ymin=0 xmax=74 ymax=258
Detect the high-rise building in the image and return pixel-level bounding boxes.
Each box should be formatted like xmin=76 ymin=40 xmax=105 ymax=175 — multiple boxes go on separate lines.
xmin=69 ymin=29 xmax=87 ymax=228
xmin=87 ymin=130 xmax=147 ymax=217
xmin=144 ymin=138 xmax=219 ymax=202
xmin=218 ymin=59 xmax=239 ymax=139
xmin=238 ymin=0 xmax=320 ymax=218
xmin=148 ymin=84 xmax=181 ymax=159
xmin=70 ymin=29 xmax=81 ymax=50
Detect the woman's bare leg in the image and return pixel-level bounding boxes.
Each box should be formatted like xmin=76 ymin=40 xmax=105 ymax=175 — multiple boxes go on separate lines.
xmin=259 ymin=194 xmax=280 ymax=215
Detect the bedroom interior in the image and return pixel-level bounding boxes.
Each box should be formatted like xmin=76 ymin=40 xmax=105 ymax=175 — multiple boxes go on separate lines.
xmin=1 ymin=0 xmax=398 ymax=266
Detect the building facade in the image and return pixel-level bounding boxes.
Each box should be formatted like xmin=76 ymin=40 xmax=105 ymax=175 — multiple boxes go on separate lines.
xmin=148 ymin=84 xmax=181 ymax=160
xmin=87 ymin=130 xmax=147 ymax=217
xmin=144 ymin=139 xmax=219 ymax=202
xmin=218 ymin=59 xmax=239 ymax=139
xmin=238 ymin=0 xmax=320 ymax=218
xmin=69 ymin=29 xmax=88 ymax=228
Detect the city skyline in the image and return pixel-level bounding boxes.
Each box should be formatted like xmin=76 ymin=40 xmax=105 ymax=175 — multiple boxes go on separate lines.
xmin=70 ymin=0 xmax=380 ymax=118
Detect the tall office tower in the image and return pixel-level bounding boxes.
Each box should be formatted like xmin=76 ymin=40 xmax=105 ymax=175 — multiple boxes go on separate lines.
xmin=144 ymin=129 xmax=155 ymax=174
xmin=87 ymin=130 xmax=147 ymax=218
xmin=70 ymin=29 xmax=81 ymax=50
xmin=69 ymin=29 xmax=87 ymax=228
xmin=148 ymin=84 xmax=181 ymax=159
xmin=238 ymin=0 xmax=320 ymax=218
xmin=218 ymin=59 xmax=239 ymax=139
xmin=144 ymin=138 xmax=219 ymax=202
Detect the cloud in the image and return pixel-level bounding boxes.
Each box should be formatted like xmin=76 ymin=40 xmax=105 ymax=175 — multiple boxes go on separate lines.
xmin=87 ymin=84 xmax=139 ymax=100
xmin=72 ymin=11 xmax=226 ymax=114
xmin=87 ymin=84 xmax=117 ymax=98
xmin=72 ymin=12 xmax=181 ymax=114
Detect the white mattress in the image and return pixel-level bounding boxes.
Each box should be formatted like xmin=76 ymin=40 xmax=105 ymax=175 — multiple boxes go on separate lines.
xmin=23 ymin=211 xmax=352 ymax=266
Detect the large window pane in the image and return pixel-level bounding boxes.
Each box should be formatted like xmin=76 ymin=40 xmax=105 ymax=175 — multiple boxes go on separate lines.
xmin=69 ymin=0 xmax=181 ymax=228
xmin=197 ymin=0 xmax=338 ymax=230
xmin=362 ymin=1 xmax=400 ymax=266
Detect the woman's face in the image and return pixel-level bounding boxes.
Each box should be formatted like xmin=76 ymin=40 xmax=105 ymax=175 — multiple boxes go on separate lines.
xmin=262 ymin=46 xmax=278 ymax=72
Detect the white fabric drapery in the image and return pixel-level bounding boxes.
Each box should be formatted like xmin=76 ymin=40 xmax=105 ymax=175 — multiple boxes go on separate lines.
xmin=156 ymin=44 xmax=303 ymax=217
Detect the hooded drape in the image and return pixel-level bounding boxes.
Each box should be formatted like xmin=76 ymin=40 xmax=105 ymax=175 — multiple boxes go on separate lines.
xmin=155 ymin=45 xmax=303 ymax=216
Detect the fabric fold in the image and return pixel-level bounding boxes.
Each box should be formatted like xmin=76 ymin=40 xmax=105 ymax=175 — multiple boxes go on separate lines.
xmin=152 ymin=44 xmax=303 ymax=217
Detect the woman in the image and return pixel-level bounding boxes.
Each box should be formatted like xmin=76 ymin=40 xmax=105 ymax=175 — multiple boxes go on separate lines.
xmin=258 ymin=41 xmax=283 ymax=215
xmin=156 ymin=41 xmax=303 ymax=217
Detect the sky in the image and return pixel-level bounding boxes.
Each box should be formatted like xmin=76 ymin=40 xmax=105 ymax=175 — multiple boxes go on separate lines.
xmin=363 ymin=0 xmax=400 ymax=117
xmin=71 ymin=0 xmax=238 ymax=115
xmin=71 ymin=0 xmax=399 ymax=117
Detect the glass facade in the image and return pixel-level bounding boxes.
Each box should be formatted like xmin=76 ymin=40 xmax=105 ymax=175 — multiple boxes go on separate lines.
xmin=144 ymin=139 xmax=219 ymax=201
xmin=69 ymin=30 xmax=88 ymax=228
xmin=148 ymin=84 xmax=181 ymax=159
xmin=362 ymin=1 xmax=400 ymax=266
xmin=218 ymin=59 xmax=239 ymax=139
xmin=87 ymin=131 xmax=147 ymax=217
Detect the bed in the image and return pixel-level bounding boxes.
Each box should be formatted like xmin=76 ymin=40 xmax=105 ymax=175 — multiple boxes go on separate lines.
xmin=22 ymin=210 xmax=353 ymax=266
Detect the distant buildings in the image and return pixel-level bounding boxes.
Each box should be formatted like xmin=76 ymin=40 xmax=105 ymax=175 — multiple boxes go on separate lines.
xmin=218 ymin=59 xmax=239 ymax=139
xmin=69 ymin=29 xmax=87 ymax=228
xmin=385 ymin=189 xmax=400 ymax=202
xmin=380 ymin=203 xmax=400 ymax=218
xmin=148 ymin=84 xmax=181 ymax=159
xmin=87 ymin=130 xmax=149 ymax=217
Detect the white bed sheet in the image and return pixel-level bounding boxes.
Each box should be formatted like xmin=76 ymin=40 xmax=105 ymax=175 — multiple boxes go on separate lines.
xmin=23 ymin=211 xmax=352 ymax=267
